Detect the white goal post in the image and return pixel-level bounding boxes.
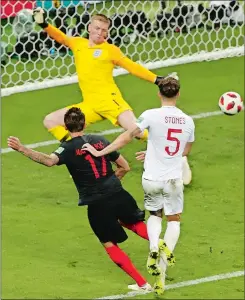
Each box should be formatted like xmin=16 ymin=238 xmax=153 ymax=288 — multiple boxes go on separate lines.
xmin=1 ymin=0 xmax=244 ymax=97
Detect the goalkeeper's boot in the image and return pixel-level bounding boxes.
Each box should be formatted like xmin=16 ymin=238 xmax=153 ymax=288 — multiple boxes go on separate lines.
xmin=182 ymin=156 xmax=192 ymax=185
xmin=159 ymin=239 xmax=175 ymax=267
xmin=147 ymin=249 xmax=161 ymax=276
xmin=154 ymin=271 xmax=165 ymax=296
xmin=128 ymin=282 xmax=152 ymax=292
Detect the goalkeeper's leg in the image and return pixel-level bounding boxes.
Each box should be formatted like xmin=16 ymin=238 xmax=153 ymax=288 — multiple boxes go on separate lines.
xmin=98 ymin=96 xmax=148 ymax=141
xmin=117 ymin=110 xmax=148 ymax=141
xmin=43 ymin=107 xmax=70 ymax=142
xmin=43 ymin=103 xmax=103 ymax=142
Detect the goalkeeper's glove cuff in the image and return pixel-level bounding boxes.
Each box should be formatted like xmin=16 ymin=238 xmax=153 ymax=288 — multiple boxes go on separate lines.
xmin=154 ymin=76 xmax=165 ymax=86
xmin=155 ymin=73 xmax=179 ymax=85
xmin=39 ymin=22 xmax=48 ymax=29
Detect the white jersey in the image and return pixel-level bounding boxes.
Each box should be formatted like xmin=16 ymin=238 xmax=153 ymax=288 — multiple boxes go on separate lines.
xmin=136 ymin=106 xmax=195 ymax=181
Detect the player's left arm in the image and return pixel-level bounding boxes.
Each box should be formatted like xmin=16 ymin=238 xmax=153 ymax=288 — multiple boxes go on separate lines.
xmin=7 ymin=136 xmax=59 ymax=167
xmin=183 ymin=118 xmax=195 ymax=156
xmin=110 ymin=45 xmax=159 ymax=83
xmin=183 ymin=142 xmax=193 ymax=157
xmin=97 ymin=136 xmax=130 ymax=179
xmin=113 ymin=154 xmax=131 ymax=180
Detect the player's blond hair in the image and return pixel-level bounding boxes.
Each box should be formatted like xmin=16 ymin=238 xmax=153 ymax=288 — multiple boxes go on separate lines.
xmin=91 ymin=14 xmax=110 ymax=26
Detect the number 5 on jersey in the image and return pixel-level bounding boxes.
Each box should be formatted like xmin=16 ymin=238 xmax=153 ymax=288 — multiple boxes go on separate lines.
xmin=165 ymin=128 xmax=182 ymax=156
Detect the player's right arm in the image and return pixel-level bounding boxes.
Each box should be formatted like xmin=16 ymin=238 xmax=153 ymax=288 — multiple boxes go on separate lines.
xmin=44 ymin=24 xmax=73 ymax=48
xmin=113 ymin=155 xmax=130 ymax=180
xmin=33 ymin=7 xmax=73 ymax=48
xmin=7 ymin=136 xmax=59 ymax=167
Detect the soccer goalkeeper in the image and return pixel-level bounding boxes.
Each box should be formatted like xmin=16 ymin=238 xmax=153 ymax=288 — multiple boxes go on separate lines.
xmin=33 ymin=8 xmax=178 ymax=142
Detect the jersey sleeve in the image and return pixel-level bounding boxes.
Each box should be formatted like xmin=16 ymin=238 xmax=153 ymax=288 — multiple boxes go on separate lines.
xmin=110 ymin=45 xmax=156 ymax=83
xmin=135 ymin=111 xmax=151 ymax=132
xmin=110 ymin=44 xmax=126 ymax=63
xmin=188 ymin=119 xmax=195 ymax=142
xmin=107 ymin=150 xmax=120 ymax=162
xmin=44 ymin=24 xmax=77 ymax=50
xmin=53 ymin=144 xmax=66 ymax=165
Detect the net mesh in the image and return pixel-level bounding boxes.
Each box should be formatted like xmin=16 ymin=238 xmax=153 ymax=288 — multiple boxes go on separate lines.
xmin=1 ymin=0 xmax=244 ymax=96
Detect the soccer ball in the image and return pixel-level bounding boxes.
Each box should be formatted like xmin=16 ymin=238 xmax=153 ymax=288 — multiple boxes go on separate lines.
xmin=218 ymin=92 xmax=243 ymax=116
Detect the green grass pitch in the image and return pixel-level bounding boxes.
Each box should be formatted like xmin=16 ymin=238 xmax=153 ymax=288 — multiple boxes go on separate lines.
xmin=2 ymin=56 xmax=244 ymax=299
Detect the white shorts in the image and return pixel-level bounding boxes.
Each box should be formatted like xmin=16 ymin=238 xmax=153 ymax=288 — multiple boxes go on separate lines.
xmin=142 ymin=178 xmax=184 ymax=215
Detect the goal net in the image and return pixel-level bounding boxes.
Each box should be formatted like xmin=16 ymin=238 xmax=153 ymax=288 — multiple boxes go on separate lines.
xmin=1 ymin=0 xmax=244 ymax=97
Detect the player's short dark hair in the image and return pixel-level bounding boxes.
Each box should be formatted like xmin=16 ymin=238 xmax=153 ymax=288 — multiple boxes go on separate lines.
xmin=158 ymin=77 xmax=180 ymax=98
xmin=64 ymin=107 xmax=85 ymax=132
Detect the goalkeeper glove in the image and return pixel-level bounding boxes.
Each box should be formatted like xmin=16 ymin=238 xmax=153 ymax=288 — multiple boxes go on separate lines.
xmin=154 ymin=76 xmax=165 ymax=86
xmin=155 ymin=72 xmax=179 ymax=85
xmin=33 ymin=7 xmax=48 ymax=29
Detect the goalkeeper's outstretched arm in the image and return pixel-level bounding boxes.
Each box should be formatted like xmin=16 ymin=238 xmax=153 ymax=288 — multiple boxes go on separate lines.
xmin=33 ymin=7 xmax=72 ymax=48
xmin=116 ymin=56 xmax=174 ymax=86
xmin=44 ymin=25 xmax=72 ymax=48
xmin=112 ymin=46 xmax=164 ymax=85
xmin=118 ymin=57 xmax=158 ymax=83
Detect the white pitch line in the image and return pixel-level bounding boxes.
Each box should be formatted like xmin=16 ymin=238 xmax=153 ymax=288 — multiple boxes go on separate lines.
xmin=1 ymin=128 xmax=124 ymax=154
xmin=1 ymin=109 xmax=224 ymax=154
xmin=95 ymin=270 xmax=245 ymax=300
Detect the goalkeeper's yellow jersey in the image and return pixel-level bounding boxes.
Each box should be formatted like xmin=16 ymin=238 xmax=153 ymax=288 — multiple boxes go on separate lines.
xmin=45 ymin=25 xmax=157 ymax=100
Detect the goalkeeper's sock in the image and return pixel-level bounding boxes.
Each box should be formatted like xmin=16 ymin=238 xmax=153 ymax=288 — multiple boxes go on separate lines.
xmin=135 ymin=129 xmax=148 ymax=141
xmin=105 ymin=244 xmax=147 ymax=287
xmin=121 ymin=221 xmax=149 ymax=240
xmin=48 ymin=125 xmax=71 ymax=142
xmin=141 ymin=129 xmax=148 ymax=141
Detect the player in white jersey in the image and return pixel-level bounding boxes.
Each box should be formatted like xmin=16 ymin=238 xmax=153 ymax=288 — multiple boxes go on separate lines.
xmin=82 ymin=77 xmax=195 ymax=295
